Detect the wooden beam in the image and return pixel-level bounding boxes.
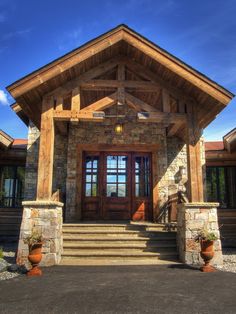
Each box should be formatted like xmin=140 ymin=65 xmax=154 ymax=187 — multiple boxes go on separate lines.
xmin=178 ymin=99 xmax=186 ymax=113
xmin=124 ymin=58 xmax=195 ymax=104
xmin=167 ymin=122 xmax=184 ymax=137
xmin=123 ymin=31 xmax=231 ymax=105
xmin=186 ymin=103 xmax=204 ymax=202
xmin=54 ymin=110 xmax=104 ymax=122
xmin=8 ymin=31 xmax=123 ymax=98
xmin=125 ymin=92 xmax=160 ymax=113
xmin=137 ymin=112 xmax=186 ymax=124
xmin=46 ymin=58 xmax=120 ymax=98
xmin=80 ymin=92 xmax=117 ymax=112
xmin=71 ymin=87 xmax=81 ymax=121
xmin=162 ymin=89 xmax=170 ymax=112
xmin=80 ymin=80 xmax=160 ymax=92
xmin=117 ymin=64 xmax=125 ymax=105
xmin=37 ymin=96 xmax=55 ymax=200
xmin=55 ymin=96 xmax=63 ymax=112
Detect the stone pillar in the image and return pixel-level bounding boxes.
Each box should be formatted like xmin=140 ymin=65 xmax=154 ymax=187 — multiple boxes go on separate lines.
xmin=177 ymin=202 xmax=223 ymax=266
xmin=17 ymin=201 xmax=63 ymax=267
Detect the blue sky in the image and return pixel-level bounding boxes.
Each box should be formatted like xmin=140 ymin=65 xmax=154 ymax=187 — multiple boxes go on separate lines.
xmin=0 ymin=0 xmax=235 ymax=140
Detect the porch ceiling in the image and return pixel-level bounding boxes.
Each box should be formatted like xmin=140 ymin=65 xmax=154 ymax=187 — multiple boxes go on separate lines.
xmin=7 ymin=24 xmax=234 ymax=130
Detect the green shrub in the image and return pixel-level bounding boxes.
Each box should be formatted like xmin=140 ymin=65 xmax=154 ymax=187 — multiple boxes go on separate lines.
xmin=0 ymin=247 xmax=3 ymax=259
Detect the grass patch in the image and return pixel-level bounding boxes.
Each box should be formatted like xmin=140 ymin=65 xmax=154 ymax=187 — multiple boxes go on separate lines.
xmin=0 ymin=247 xmax=3 ymax=259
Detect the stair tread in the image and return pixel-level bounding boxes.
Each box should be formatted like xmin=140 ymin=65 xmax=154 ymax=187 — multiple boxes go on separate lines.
xmin=63 ymin=243 xmax=176 ymax=248
xmin=62 ymin=250 xmax=177 ymax=256
xmin=60 ymin=258 xmax=180 ymax=266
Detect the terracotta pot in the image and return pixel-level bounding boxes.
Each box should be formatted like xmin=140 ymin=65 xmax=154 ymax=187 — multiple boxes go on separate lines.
xmin=27 ymin=242 xmax=43 ymax=276
xmin=200 ymin=240 xmax=216 ymax=272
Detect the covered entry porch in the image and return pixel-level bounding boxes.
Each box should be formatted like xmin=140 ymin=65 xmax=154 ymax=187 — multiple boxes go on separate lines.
xmin=7 ymin=25 xmax=233 ymax=266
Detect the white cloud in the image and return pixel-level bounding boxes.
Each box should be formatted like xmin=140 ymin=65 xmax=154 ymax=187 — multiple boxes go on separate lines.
xmin=0 ymin=89 xmax=10 ymax=106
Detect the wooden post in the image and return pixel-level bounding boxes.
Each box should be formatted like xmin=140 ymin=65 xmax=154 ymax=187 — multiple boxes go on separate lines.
xmin=117 ymin=64 xmax=125 ymax=105
xmin=37 ymin=96 xmax=55 ymax=200
xmin=186 ymin=103 xmax=204 ymax=202
xmin=71 ymin=87 xmax=80 ymax=120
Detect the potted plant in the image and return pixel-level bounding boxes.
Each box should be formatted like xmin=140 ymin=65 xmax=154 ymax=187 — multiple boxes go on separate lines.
xmin=195 ymin=228 xmax=218 ymax=272
xmin=24 ymin=229 xmax=44 ymax=276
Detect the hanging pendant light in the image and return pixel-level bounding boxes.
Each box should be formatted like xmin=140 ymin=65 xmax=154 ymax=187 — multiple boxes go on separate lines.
xmin=114 ymin=122 xmax=123 ymax=134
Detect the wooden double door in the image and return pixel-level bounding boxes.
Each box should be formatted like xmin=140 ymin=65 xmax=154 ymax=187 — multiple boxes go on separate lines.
xmin=82 ymin=152 xmax=153 ymax=221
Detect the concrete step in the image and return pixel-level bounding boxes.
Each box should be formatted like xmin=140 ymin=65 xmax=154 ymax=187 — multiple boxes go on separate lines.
xmin=0 ymin=235 xmax=19 ymax=243
xmin=0 ymin=216 xmax=22 ymax=224
xmin=0 ymin=223 xmax=21 ymax=230
xmin=218 ymin=210 xmax=236 ymax=217
xmin=60 ymin=257 xmax=180 ymax=266
xmin=63 ymin=238 xmax=176 ymax=244
xmin=63 ymin=242 xmax=176 ymax=250
xmin=62 ymin=224 xmax=171 ymax=232
xmin=62 ymin=230 xmax=176 ymax=238
xmin=61 ymin=223 xmax=178 ymax=265
xmin=62 ymin=249 xmax=178 ymax=259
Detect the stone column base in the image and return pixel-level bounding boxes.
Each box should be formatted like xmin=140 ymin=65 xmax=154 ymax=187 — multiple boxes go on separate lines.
xmin=17 ymin=200 xmax=64 ymax=267
xmin=177 ymin=202 xmax=223 ymax=266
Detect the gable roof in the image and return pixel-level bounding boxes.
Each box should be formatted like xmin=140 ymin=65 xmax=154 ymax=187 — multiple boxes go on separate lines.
xmin=0 ymin=129 xmax=13 ymax=149
xmin=223 ymin=128 xmax=236 ymax=153
xmin=6 ymin=24 xmax=234 ymax=129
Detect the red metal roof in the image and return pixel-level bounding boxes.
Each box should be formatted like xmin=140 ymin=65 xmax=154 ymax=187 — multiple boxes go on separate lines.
xmin=12 ymin=139 xmax=28 ymax=149
xmin=205 ymin=141 xmax=224 ymax=151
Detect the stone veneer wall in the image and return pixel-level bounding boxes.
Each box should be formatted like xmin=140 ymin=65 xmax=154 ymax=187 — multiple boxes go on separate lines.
xmin=52 ymin=132 xmax=68 ymax=197
xmin=17 ymin=201 xmax=63 ymax=266
xmin=166 ymin=137 xmax=188 ymax=198
xmin=177 ymin=203 xmax=223 ymax=266
xmin=65 ymin=107 xmax=188 ymax=221
xmin=23 ymin=123 xmax=68 ymax=202
xmin=24 ymin=122 xmax=40 ymax=200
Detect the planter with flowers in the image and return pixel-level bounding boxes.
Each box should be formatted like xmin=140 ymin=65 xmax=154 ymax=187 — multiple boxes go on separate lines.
xmin=24 ymin=230 xmax=44 ymax=276
xmin=195 ymin=228 xmax=218 ymax=272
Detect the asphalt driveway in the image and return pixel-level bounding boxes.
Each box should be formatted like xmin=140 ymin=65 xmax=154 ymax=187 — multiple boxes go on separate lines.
xmin=0 ymin=265 xmax=236 ymax=314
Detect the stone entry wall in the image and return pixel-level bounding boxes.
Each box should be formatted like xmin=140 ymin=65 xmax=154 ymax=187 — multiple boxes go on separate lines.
xmin=24 ymin=122 xmax=40 ymax=201
xmin=17 ymin=201 xmax=63 ymax=266
xmin=177 ymin=202 xmax=223 ymax=266
xmin=65 ymin=106 xmax=189 ymax=221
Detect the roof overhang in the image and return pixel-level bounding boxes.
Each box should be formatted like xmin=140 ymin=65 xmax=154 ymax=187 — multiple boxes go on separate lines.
xmin=6 ymin=24 xmax=234 ymax=129
xmin=0 ymin=129 xmax=13 ymax=149
xmin=223 ymin=128 xmax=236 ymax=153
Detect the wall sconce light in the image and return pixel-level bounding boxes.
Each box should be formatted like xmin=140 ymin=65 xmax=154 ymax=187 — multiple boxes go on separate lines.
xmin=114 ymin=123 xmax=123 ymax=134
xmin=179 ymin=166 xmax=186 ymax=176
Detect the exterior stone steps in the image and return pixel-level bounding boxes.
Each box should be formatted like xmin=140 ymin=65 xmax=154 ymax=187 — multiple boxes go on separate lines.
xmin=0 ymin=216 xmax=22 ymax=223
xmin=61 ymin=223 xmax=178 ymax=265
xmin=62 ymin=250 xmax=178 ymax=258
xmin=63 ymin=238 xmax=176 ymax=244
xmin=60 ymin=258 xmax=180 ymax=266
xmin=218 ymin=210 xmax=236 ymax=217
xmin=63 ymin=242 xmax=176 ymax=249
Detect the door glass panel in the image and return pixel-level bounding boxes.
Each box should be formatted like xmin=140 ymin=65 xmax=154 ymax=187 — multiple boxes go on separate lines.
xmin=107 ymin=184 xmax=117 ymax=197
xmin=135 ymin=156 xmax=150 ymax=197
xmin=85 ymin=156 xmax=99 ymax=197
xmin=106 ymin=155 xmax=127 ymax=197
